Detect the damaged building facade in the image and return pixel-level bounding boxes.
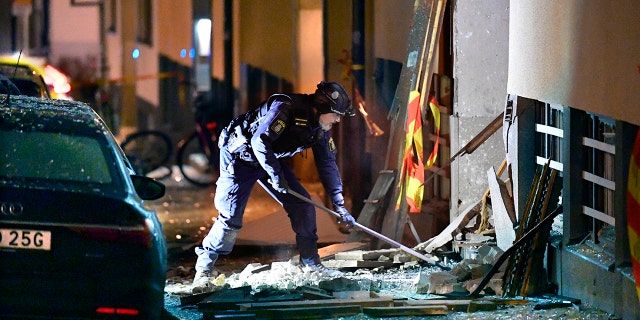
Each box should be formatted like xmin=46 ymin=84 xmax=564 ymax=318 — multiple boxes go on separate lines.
xmin=452 ymin=1 xmax=640 ymax=318
xmin=3 ymin=0 xmax=639 ymax=318
xmin=505 ymin=1 xmax=640 ymax=318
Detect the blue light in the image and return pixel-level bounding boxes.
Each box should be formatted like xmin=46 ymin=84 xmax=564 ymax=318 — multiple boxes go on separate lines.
xmin=132 ymin=48 xmax=140 ymax=59
xmin=189 ymin=48 xmax=196 ymax=59
xmin=180 ymin=49 xmax=187 ymax=58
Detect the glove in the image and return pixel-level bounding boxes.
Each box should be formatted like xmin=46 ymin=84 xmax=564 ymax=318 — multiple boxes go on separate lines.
xmin=268 ymin=174 xmax=289 ymax=193
xmin=334 ymin=205 xmax=355 ymax=229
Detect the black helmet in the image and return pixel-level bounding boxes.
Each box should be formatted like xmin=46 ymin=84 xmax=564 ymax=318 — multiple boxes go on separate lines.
xmin=314 ymin=81 xmax=355 ymax=117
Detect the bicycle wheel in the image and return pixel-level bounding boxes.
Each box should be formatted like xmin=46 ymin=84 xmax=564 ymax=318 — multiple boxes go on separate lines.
xmin=176 ymin=131 xmax=219 ymax=187
xmin=120 ymin=130 xmax=173 ymax=179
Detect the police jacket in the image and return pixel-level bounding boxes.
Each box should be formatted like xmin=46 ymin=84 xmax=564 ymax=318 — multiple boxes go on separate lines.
xmin=222 ymin=93 xmax=346 ymax=206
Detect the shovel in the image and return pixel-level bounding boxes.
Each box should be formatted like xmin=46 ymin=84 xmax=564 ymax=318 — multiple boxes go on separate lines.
xmin=287 ymin=188 xmax=449 ymax=270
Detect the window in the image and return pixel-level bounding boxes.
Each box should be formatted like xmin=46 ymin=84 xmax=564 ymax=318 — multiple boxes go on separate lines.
xmin=582 ymin=113 xmax=616 ymax=226
xmin=535 ymin=103 xmax=563 ymax=171
xmin=105 ymin=0 xmax=117 ymax=33
xmin=137 ymin=0 xmax=152 ymax=45
xmin=536 ymin=103 xmax=621 ymax=254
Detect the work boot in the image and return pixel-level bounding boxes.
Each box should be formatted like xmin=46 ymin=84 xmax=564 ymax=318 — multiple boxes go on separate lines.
xmin=303 ymin=263 xmax=343 ymax=277
xmin=192 ymin=270 xmax=220 ymax=293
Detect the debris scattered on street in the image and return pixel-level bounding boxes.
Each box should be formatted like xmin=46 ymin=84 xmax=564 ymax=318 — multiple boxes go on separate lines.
xmin=164 ymin=243 xmax=613 ymax=319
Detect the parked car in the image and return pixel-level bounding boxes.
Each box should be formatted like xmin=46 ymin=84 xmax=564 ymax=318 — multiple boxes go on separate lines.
xmin=0 ymin=55 xmax=73 ymax=100
xmin=0 ymin=60 xmax=51 ymax=98
xmin=0 ymin=94 xmax=167 ymax=318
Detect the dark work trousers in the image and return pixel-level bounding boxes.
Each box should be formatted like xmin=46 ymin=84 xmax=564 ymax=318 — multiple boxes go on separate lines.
xmin=194 ymin=144 xmax=321 ymax=273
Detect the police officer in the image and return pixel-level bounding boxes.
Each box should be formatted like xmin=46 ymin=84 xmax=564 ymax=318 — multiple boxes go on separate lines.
xmin=193 ymin=81 xmax=357 ymax=287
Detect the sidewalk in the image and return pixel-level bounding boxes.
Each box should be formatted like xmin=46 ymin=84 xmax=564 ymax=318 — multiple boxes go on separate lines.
xmin=234 ymin=186 xmax=349 ymax=246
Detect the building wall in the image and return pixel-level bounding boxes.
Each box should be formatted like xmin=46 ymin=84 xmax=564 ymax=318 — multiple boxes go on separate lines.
xmin=508 ymin=0 xmax=640 ymax=316
xmin=157 ymin=0 xmax=192 ymax=66
xmin=372 ymin=0 xmax=412 ymax=63
xmin=508 ymin=0 xmax=640 ymax=126
xmin=324 ymin=0 xmax=352 ymax=88
xmin=0 ymin=1 xmax=16 ymax=54
xmin=451 ymin=0 xmax=510 ymax=215
xmin=212 ymin=0 xmax=225 ymax=81
xmin=49 ymin=1 xmax=100 ymax=64
xmin=238 ymin=0 xmax=296 ymax=83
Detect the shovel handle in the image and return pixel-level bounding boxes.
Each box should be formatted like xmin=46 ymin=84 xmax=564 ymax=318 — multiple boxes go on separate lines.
xmin=287 ymin=189 xmax=448 ymax=269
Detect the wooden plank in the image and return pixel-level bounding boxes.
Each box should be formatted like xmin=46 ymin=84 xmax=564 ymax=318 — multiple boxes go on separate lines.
xmin=487 ymin=165 xmax=516 ymax=251
xmin=291 ymin=242 xmax=368 ymax=264
xmin=348 ymin=171 xmax=395 ymax=243
xmin=318 ymin=242 xmax=369 ymax=260
xmin=197 ymin=286 xmax=254 ymax=311
xmin=333 ymin=248 xmax=399 ymax=261
xmin=254 ymin=305 xmax=363 ymax=319
xmin=198 ymin=286 xmax=252 ymax=301
xmin=301 ymin=289 xmax=334 ymax=300
xmin=202 ymin=310 xmax=257 ymax=320
xmin=332 ymin=291 xmax=373 ymax=299
xmin=414 ymin=201 xmax=480 ymax=253
xmin=293 ymin=242 xmax=368 ymax=263
xmin=198 ymin=298 xmax=253 ymax=312
xmin=403 ymin=299 xmax=471 ymax=312
xmin=382 ymin=0 xmax=449 ymax=244
xmin=255 ymin=293 xmax=303 ymax=303
xmin=363 ymin=305 xmax=448 ymax=317
xmin=322 ymin=259 xmax=395 ymax=269
xmin=180 ymin=291 xmax=217 ymax=306
xmin=237 ymin=297 xmax=394 ymax=311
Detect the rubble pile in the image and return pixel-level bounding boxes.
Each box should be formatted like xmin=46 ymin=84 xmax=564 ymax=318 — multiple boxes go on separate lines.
xmin=163 ymin=243 xmax=613 ymax=319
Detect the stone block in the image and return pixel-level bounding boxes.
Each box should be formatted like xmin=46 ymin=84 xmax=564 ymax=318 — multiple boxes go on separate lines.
xmin=414 ymin=271 xmax=458 ymax=294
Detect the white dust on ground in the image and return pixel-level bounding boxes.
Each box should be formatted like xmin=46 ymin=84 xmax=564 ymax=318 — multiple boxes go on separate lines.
xmin=165 ymin=258 xmax=437 ymax=296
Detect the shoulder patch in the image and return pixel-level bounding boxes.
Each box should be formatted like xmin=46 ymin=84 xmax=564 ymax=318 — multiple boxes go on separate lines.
xmin=270 ymin=119 xmax=286 ymax=134
xmin=328 ymin=137 xmax=336 ymax=151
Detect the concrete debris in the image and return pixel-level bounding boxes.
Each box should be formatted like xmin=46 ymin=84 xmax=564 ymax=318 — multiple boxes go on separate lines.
xmin=324 ymin=247 xmax=422 ymax=271
xmin=465 ymin=273 xmax=504 ymax=296
xmin=333 ymin=248 xmax=400 ymax=261
xmin=164 ymin=242 xmax=614 ymax=320
xmin=412 ymin=244 xmax=505 ymax=295
xmin=477 ymin=244 xmax=502 ymax=265
xmin=415 ymin=270 xmax=460 ymax=294
xmin=318 ymin=277 xmax=363 ymax=292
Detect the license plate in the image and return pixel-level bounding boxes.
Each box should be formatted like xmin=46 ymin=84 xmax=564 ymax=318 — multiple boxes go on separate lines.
xmin=0 ymin=228 xmax=52 ymax=250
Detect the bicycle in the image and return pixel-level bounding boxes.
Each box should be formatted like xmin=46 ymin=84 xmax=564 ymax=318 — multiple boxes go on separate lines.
xmin=120 ymin=129 xmax=174 ymax=180
xmin=175 ymin=120 xmax=220 ymax=187
xmin=120 ymin=120 xmax=220 ymax=187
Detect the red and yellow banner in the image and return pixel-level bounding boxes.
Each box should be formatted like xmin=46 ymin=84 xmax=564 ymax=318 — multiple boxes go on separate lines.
xmin=626 ymin=129 xmax=640 ymax=303
xmin=396 ymin=92 xmax=442 ymax=214
xmin=397 ymin=91 xmax=425 ymax=213
xmin=426 ymin=95 xmax=441 ymax=167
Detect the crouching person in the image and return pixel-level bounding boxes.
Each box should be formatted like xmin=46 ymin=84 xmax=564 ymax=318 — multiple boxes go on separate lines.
xmin=193 ymin=81 xmax=357 ymax=288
